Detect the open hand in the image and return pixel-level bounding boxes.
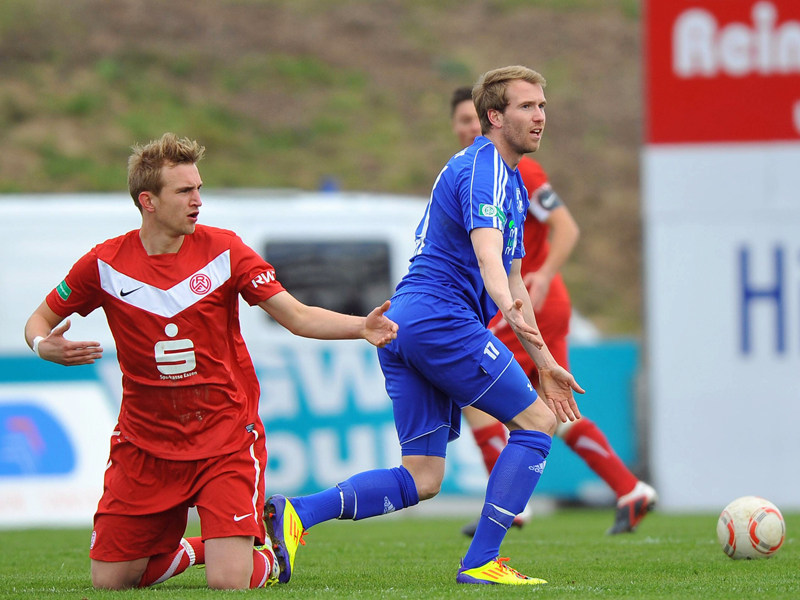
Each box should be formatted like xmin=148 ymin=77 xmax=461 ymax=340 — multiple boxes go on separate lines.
xmin=363 ymin=300 xmax=399 ymax=347
xmin=36 ymin=319 xmax=103 ymax=366
xmin=503 ymin=298 xmax=543 ymax=349
xmin=538 ymin=365 xmax=585 ymax=422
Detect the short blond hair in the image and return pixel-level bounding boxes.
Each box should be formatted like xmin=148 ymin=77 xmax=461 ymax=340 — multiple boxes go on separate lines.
xmin=127 ymin=133 xmax=205 ymax=209
xmin=473 ymin=66 xmax=546 ymax=134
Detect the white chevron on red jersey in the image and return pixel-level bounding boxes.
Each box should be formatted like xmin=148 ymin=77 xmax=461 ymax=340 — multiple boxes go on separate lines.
xmin=45 ymin=224 xmax=285 ymax=459
xmin=97 ymin=249 xmax=232 ymax=317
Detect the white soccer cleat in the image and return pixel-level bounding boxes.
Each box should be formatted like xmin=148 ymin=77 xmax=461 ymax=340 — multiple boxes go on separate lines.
xmin=607 ymin=481 xmax=658 ymax=534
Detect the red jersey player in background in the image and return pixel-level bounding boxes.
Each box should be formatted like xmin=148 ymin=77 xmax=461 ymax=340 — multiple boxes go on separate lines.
xmin=23 ymin=133 xmax=398 ymax=590
xmin=451 ymin=86 xmax=656 ymax=536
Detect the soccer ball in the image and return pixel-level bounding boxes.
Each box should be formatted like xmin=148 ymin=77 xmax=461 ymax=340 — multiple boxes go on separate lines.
xmin=716 ymin=496 xmax=785 ymax=559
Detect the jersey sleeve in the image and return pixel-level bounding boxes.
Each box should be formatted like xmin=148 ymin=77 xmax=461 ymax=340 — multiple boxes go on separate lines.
xmin=527 ymin=182 xmax=563 ymax=223
xmin=518 ymin=157 xmax=563 ymax=223
xmin=461 ymin=144 xmax=509 ymax=233
xmin=45 ymin=249 xmax=104 ymax=318
xmin=229 ymin=234 xmax=286 ymax=305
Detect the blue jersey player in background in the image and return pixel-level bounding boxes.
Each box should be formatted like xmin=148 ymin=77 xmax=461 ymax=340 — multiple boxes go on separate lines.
xmin=266 ymin=65 xmax=584 ymax=586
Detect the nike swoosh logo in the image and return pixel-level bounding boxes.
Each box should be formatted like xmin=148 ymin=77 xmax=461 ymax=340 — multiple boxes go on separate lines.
xmin=120 ymin=286 xmax=143 ymax=297
xmin=233 ymin=513 xmax=253 ymax=522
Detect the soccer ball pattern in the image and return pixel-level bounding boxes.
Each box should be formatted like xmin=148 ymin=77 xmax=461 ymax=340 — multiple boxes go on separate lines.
xmin=716 ymin=496 xmax=785 ymax=560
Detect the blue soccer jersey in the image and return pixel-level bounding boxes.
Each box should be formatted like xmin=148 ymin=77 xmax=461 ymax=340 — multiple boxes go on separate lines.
xmin=395 ymin=136 xmax=528 ymax=325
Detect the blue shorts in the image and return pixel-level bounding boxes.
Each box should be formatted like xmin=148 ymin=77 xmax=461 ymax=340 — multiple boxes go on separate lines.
xmin=377 ymin=292 xmax=538 ymax=458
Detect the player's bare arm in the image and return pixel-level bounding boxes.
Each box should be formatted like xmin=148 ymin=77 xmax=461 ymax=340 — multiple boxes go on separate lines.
xmin=509 ymin=263 xmax=584 ymax=421
xmin=24 ymin=301 xmax=103 ymax=366
xmin=258 ymin=291 xmax=398 ymax=347
xmin=470 ymin=227 xmax=543 ymax=349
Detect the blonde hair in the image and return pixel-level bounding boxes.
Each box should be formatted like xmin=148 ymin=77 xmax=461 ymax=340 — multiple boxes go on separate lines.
xmin=127 ymin=133 xmax=205 ymax=209
xmin=473 ymin=66 xmax=546 ymax=134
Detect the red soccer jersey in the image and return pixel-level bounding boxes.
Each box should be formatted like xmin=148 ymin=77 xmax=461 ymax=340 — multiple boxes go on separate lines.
xmin=46 ymin=224 xmax=286 ymax=460
xmin=490 ymin=157 xmax=572 ymax=377
xmin=517 ymin=156 xmax=554 ymax=274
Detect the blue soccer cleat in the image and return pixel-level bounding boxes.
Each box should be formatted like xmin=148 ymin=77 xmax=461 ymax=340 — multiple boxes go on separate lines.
xmin=264 ymin=494 xmax=306 ymax=583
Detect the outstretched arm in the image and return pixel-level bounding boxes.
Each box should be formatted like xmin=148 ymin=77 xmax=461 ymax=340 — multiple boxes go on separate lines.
xmin=24 ymin=301 xmax=103 ymax=365
xmin=508 ymin=260 xmax=585 ymax=421
xmin=258 ymin=291 xmax=398 ymax=347
xmin=470 ymin=227 xmax=584 ymax=421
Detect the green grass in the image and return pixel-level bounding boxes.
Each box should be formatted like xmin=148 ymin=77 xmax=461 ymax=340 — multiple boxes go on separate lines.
xmin=0 ymin=508 xmax=797 ymax=599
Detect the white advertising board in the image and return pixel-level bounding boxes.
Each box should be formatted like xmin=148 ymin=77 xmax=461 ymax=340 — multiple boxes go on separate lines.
xmin=644 ymin=1 xmax=800 ymax=509
xmin=0 ymin=382 xmax=116 ymax=527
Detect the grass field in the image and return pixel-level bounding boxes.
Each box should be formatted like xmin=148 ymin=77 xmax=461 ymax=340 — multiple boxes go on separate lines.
xmin=1 ymin=508 xmax=797 ymax=599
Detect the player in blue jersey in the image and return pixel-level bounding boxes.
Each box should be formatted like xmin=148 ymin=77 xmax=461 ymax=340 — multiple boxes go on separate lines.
xmin=265 ymin=65 xmax=584 ymax=586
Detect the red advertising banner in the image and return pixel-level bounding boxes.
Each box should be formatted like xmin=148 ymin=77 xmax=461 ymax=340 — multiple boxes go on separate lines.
xmin=646 ymin=0 xmax=800 ymax=144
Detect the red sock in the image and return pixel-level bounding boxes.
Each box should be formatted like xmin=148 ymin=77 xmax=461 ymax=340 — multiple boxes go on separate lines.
xmin=471 ymin=421 xmax=508 ymax=474
xmin=249 ymin=547 xmax=276 ymax=588
xmin=138 ymin=537 xmax=204 ymax=587
xmin=561 ymin=418 xmax=638 ymax=498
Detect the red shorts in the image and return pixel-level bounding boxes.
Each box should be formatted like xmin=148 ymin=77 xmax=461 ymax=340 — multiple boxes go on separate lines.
xmin=90 ymin=430 xmax=267 ymax=562
xmin=490 ymin=273 xmax=571 ymax=389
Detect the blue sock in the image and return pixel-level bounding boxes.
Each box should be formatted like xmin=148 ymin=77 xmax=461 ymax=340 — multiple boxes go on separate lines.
xmin=292 ymin=466 xmax=419 ymax=528
xmin=462 ymin=429 xmax=551 ymax=569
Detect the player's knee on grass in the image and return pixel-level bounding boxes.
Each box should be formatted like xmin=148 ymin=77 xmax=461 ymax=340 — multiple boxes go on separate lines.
xmin=205 ymin=536 xmax=255 ymax=589
xmin=205 ymin=565 xmax=251 ymax=590
xmin=91 ymin=558 xmax=147 ymax=590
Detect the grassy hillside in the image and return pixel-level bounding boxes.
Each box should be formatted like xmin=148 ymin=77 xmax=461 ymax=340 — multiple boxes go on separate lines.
xmin=0 ymin=0 xmax=643 ymax=333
